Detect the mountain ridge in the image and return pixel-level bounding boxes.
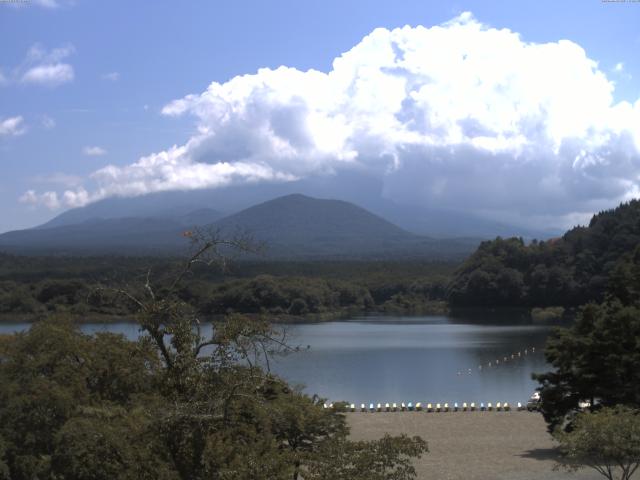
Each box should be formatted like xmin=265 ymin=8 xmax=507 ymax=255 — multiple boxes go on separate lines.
xmin=0 ymin=194 xmax=479 ymax=260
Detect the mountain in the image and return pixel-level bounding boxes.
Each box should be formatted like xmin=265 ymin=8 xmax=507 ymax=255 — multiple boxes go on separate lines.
xmin=0 ymin=208 xmax=223 ymax=255
xmin=213 ymin=194 xmax=475 ymax=259
xmin=31 ymin=177 xmax=556 ymax=239
xmin=0 ymin=194 xmax=478 ymax=259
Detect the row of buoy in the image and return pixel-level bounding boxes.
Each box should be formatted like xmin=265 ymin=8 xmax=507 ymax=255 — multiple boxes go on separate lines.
xmin=458 ymin=347 xmax=538 ymax=376
xmin=324 ymin=401 xmax=530 ymax=412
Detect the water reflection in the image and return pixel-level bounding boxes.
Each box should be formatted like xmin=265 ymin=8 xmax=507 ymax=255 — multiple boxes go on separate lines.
xmin=270 ymin=315 xmax=552 ymax=404
xmin=0 ymin=315 xmax=553 ymax=405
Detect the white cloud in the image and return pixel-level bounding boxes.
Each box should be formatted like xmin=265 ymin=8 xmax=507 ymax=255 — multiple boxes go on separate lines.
xmin=83 ymin=146 xmax=107 ymax=156
xmin=0 ymin=116 xmax=26 ymax=136
xmin=16 ymin=44 xmax=75 ymax=87
xmin=612 ymin=61 xmax=632 ymax=80
xmin=101 ymin=72 xmax=120 ymax=81
xmin=22 ymin=64 xmax=74 ymax=86
xmin=21 ymin=13 xmax=640 ymax=226
xmin=20 ymin=190 xmax=60 ymax=209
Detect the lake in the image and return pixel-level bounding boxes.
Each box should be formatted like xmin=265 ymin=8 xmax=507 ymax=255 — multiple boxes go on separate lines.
xmin=0 ymin=314 xmax=552 ymax=405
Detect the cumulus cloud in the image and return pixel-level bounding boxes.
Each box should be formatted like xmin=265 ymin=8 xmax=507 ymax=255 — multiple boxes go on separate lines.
xmin=0 ymin=116 xmax=26 ymax=136
xmin=83 ymin=146 xmax=107 ymax=156
xmin=22 ymin=13 xmax=640 ymax=227
xmin=20 ymin=190 xmax=60 ymax=209
xmin=17 ymin=44 xmax=75 ymax=87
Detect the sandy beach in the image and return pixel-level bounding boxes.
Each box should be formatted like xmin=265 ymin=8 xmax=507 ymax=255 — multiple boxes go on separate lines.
xmin=347 ymin=411 xmax=602 ymax=480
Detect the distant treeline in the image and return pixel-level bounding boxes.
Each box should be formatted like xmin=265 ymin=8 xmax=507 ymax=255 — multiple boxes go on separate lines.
xmin=0 ymin=255 xmax=454 ymax=320
xmin=6 ymin=198 xmax=640 ymax=319
xmin=447 ymin=200 xmax=640 ymax=308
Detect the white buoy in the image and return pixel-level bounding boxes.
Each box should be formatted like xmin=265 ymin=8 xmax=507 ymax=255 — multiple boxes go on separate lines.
xmin=408 ymin=402 xmax=414 ymax=411
xmin=454 ymin=402 xmax=458 ymax=411
xmin=360 ymin=403 xmax=366 ymax=412
xmin=323 ymin=403 xmax=328 ymax=409
xmin=377 ymin=403 xmax=382 ymax=412
xmin=470 ymin=402 xmax=476 ymax=411
xmin=401 ymin=402 xmax=406 ymax=411
xmin=480 ymin=402 xmax=485 ymax=411
xmin=504 ymin=402 xmax=510 ymax=411
xmin=392 ymin=403 xmax=397 ymax=412
xmin=369 ymin=403 xmax=375 ymax=412
xmin=416 ymin=402 xmax=422 ymax=411
xmin=427 ymin=403 xmax=433 ymax=412
xmin=488 ymin=402 xmax=493 ymax=411
xmin=436 ymin=403 xmax=441 ymax=412
xmin=496 ymin=402 xmax=502 ymax=411
xmin=463 ymin=402 xmax=468 ymax=411
xmin=444 ymin=403 xmax=449 ymax=412
xmin=517 ymin=402 xmax=523 ymax=411
xmin=385 ymin=403 xmax=390 ymax=412
xmin=329 ymin=403 xmax=333 ymax=409
xmin=350 ymin=403 xmax=355 ymax=412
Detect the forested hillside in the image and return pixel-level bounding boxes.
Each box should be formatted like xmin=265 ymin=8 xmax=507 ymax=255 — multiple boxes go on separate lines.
xmin=0 ymin=255 xmax=453 ymax=320
xmin=447 ymin=200 xmax=640 ymax=308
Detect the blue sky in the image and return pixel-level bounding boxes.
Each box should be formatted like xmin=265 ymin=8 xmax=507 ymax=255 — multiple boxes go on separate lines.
xmin=1 ymin=0 xmax=639 ymax=232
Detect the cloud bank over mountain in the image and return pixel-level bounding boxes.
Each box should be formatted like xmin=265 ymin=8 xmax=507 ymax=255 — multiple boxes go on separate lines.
xmin=21 ymin=12 xmax=640 ymax=228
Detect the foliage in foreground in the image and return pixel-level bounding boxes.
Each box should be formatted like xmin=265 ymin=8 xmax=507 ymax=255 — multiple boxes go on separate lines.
xmin=555 ymin=406 xmax=640 ymax=480
xmin=0 ymin=233 xmax=427 ymax=480
xmin=534 ymin=301 xmax=640 ymax=432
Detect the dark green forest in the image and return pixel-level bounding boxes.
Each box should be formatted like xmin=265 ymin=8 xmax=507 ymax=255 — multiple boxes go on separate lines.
xmin=447 ymin=200 xmax=640 ymax=309
xmin=0 ymin=255 xmax=453 ymax=321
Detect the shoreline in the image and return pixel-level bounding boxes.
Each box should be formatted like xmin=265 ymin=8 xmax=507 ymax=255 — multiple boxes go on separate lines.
xmin=0 ymin=303 xmax=568 ymax=326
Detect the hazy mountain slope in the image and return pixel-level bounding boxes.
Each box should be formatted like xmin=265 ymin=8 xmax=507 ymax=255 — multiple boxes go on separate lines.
xmin=0 ymin=208 xmax=223 ymax=255
xmin=211 ymin=194 xmax=476 ymax=259
xmin=0 ymin=194 xmax=479 ymax=259
xmin=34 ymin=178 xmax=555 ymax=239
xmin=0 ymin=218 xmax=187 ymax=254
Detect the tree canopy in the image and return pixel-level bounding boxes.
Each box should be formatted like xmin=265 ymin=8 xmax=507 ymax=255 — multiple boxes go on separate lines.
xmin=447 ymin=200 xmax=640 ymax=308
xmin=555 ymin=406 xmax=640 ymax=480
xmin=534 ymin=301 xmax=640 ymax=432
xmin=0 ymin=232 xmax=428 ymax=480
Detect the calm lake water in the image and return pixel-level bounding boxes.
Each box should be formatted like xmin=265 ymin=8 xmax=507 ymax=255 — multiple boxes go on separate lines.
xmin=0 ymin=315 xmax=552 ymax=405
